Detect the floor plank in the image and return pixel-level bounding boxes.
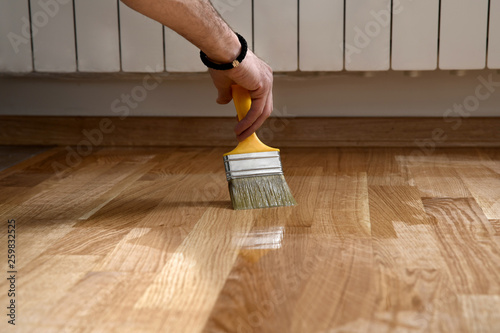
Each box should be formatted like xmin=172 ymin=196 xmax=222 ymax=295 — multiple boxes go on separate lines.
xmin=312 ymin=172 xmax=371 ymax=237
xmin=0 ymin=146 xmax=52 ymax=174
xmin=135 ymin=207 xmax=254 ymax=332
xmin=454 ymin=164 xmax=500 ymax=220
xmin=398 ymin=154 xmax=471 ymax=198
xmin=423 ymin=198 xmax=500 ymax=294
xmin=0 ymin=147 xmax=499 ymax=332
xmin=369 ymin=185 xmax=429 ymax=238
xmin=0 ymin=145 xmax=53 ymax=172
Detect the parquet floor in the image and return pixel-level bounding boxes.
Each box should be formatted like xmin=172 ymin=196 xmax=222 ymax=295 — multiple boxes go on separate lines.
xmin=0 ymin=146 xmax=499 ymax=332
xmin=0 ymin=146 xmax=50 ymax=172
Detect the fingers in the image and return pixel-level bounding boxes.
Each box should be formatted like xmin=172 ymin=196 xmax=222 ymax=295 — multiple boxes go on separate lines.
xmin=234 ymin=92 xmax=266 ymax=135
xmin=209 ymin=50 xmax=274 ymax=141
xmin=209 ymin=69 xmax=233 ymax=104
xmin=236 ymin=89 xmax=273 ymax=141
xmin=216 ymin=85 xmax=232 ymax=104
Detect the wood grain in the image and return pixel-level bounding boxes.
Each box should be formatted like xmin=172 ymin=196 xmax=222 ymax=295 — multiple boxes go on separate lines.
xmin=0 ymin=146 xmax=499 ymax=332
xmin=368 ymin=185 xmax=429 ymax=238
xmin=1 ymin=116 xmax=500 ymax=147
xmin=423 ymin=198 xmax=500 ymax=294
xmin=399 ymin=154 xmax=472 ymax=198
xmin=0 ymin=146 xmax=50 ymax=172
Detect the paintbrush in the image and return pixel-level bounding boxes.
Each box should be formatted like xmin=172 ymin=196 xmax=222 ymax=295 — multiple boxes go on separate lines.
xmin=223 ymin=85 xmax=296 ymax=210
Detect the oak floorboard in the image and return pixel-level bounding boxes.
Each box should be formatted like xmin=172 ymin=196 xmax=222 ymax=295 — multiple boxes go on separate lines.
xmin=92 ymin=173 xmax=228 ymax=272
xmin=282 ymin=167 xmax=322 ymax=227
xmin=491 ymin=219 xmax=500 ymax=243
xmin=334 ymin=148 xmax=370 ymax=173
xmin=312 ymin=172 xmax=371 ymax=238
xmin=57 ymin=272 xmax=162 ymax=333
xmin=3 ymin=160 xmax=120 ymax=220
xmin=368 ymin=183 xmax=450 ymax=331
xmin=203 ymin=166 xmax=323 ymax=332
xmin=43 ymin=160 xmax=156 ymax=220
xmin=458 ymin=295 xmax=500 ymax=332
xmin=139 ymin=147 xmax=225 ymax=178
xmin=280 ymin=147 xmax=327 ymax=170
xmin=0 ymin=147 xmax=62 ymax=182
xmin=476 ymin=147 xmax=500 ymax=162
xmin=14 ymin=220 xmax=78 ymax=269
xmin=0 ymin=148 xmax=66 ymax=188
xmin=74 ymin=179 xmax=173 ymax=230
xmin=44 ymin=226 xmax=131 ymax=257
xmin=454 ymin=164 xmax=500 ymax=220
xmin=0 ymin=147 xmax=499 ymax=332
xmin=398 ymin=154 xmax=472 ymax=198
xmin=135 ymin=207 xmax=254 ymax=332
xmin=0 ymin=146 xmax=51 ymax=171
xmin=78 ymin=159 xmax=160 ymax=220
xmin=0 ymin=254 xmax=102 ymax=331
xmin=423 ymin=198 xmax=500 ymax=294
xmin=289 ymin=238 xmax=375 ymax=333
xmin=284 ymin=148 xmax=370 ymax=174
xmin=370 ymin=220 xmax=462 ymax=331
xmin=49 ymin=271 xmax=130 ymax=331
xmin=369 ymin=185 xmax=429 ymax=238
xmin=94 ymin=227 xmax=179 ymax=273
xmin=203 ymin=223 xmax=318 ymax=333
xmin=367 ymin=148 xmax=412 ymax=186
xmin=0 ymin=147 xmax=140 ymax=220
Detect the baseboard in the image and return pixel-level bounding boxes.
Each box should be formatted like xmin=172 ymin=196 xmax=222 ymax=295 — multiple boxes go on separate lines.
xmin=1 ymin=116 xmax=499 ymax=147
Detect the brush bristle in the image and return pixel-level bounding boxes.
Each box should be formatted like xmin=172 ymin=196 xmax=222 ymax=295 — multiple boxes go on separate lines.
xmin=228 ymin=175 xmax=297 ymax=210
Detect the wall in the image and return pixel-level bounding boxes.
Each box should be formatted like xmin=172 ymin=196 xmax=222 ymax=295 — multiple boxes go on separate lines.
xmin=1 ymin=70 xmax=499 ymax=117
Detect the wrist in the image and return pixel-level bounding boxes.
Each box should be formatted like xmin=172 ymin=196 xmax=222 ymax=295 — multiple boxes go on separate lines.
xmin=200 ymin=33 xmax=248 ymax=70
xmin=203 ymin=33 xmax=241 ymax=64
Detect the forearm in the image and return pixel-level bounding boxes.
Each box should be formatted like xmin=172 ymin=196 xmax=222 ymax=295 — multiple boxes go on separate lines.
xmin=122 ymin=0 xmax=273 ymax=142
xmin=121 ymin=0 xmax=240 ymax=63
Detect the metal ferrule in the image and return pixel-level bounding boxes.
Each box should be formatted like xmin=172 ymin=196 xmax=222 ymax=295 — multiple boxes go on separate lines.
xmin=223 ymin=151 xmax=283 ymax=181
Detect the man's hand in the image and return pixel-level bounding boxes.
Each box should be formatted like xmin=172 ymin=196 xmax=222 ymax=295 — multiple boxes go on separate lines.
xmin=209 ymin=50 xmax=273 ymax=142
xmin=120 ymin=0 xmax=273 ymax=141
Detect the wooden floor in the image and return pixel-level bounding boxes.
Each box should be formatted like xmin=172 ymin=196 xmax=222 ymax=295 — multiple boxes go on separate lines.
xmin=0 ymin=146 xmax=50 ymax=172
xmin=1 ymin=146 xmax=500 ymax=332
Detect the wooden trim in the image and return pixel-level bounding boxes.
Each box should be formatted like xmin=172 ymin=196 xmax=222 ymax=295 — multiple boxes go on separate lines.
xmin=1 ymin=116 xmax=499 ymax=147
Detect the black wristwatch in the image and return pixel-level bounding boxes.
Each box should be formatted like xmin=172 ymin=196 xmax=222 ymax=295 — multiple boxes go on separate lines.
xmin=200 ymin=33 xmax=248 ymax=70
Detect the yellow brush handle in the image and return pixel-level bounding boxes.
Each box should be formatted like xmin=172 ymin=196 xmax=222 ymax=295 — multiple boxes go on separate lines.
xmin=232 ymin=84 xmax=252 ymax=121
xmin=223 ymin=85 xmax=279 ymax=156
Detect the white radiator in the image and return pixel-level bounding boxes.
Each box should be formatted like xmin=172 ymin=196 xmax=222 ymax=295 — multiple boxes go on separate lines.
xmin=0 ymin=0 xmax=498 ymax=73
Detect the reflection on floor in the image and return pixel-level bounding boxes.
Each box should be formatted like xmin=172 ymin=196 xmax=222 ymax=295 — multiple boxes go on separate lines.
xmin=0 ymin=146 xmax=499 ymax=332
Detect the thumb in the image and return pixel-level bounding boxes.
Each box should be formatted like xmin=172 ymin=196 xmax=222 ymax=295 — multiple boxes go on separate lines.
xmin=216 ymin=86 xmax=232 ymax=104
